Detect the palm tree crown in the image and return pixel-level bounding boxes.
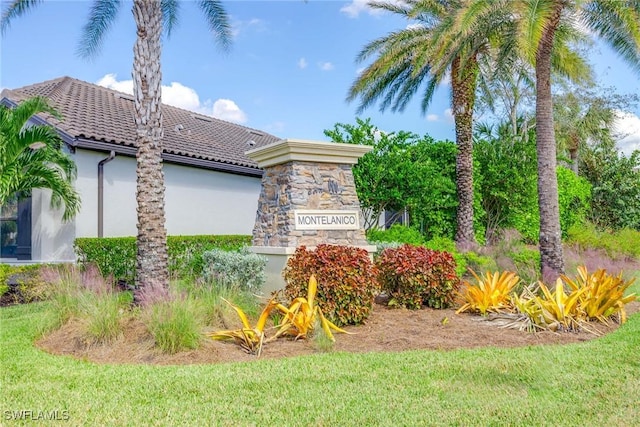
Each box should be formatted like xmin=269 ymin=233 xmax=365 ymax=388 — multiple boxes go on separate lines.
xmin=0 ymin=96 xmax=80 ymax=221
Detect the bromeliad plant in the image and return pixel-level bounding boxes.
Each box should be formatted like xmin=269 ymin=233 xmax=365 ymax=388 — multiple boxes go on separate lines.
xmin=275 ymin=275 xmax=350 ymax=342
xmin=208 ymin=298 xmax=278 ymax=356
xmin=456 ymin=270 xmax=520 ymax=315
xmin=562 ymin=266 xmax=636 ymax=324
xmin=208 ymin=275 xmax=352 ymax=355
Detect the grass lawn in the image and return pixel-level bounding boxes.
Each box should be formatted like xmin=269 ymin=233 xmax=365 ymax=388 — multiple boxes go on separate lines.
xmin=2 ymin=286 xmax=639 ymax=426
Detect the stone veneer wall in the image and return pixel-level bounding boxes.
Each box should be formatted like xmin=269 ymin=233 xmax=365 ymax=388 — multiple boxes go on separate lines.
xmin=252 ymin=160 xmax=368 ymax=247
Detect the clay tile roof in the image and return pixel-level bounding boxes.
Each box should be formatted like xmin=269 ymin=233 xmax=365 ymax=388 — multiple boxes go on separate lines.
xmin=0 ymin=76 xmax=281 ymax=170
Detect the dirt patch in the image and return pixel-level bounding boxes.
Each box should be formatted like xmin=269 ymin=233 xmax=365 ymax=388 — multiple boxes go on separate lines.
xmin=36 ymin=301 xmax=640 ymax=366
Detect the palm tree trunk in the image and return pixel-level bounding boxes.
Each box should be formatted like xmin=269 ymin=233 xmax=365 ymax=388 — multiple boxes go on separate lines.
xmin=452 ymin=55 xmax=478 ymax=249
xmin=132 ymin=0 xmax=169 ymax=290
xmin=535 ymin=1 xmax=565 ymax=279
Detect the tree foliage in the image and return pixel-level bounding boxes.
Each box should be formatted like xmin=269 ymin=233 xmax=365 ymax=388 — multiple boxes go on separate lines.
xmin=324 ymin=118 xmax=457 ymax=239
xmin=581 ymin=141 xmax=640 ymax=231
xmin=0 ymin=97 xmax=79 ymax=221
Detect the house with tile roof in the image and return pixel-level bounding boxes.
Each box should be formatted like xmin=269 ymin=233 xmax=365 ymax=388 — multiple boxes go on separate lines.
xmin=0 ymin=76 xmax=281 ymax=262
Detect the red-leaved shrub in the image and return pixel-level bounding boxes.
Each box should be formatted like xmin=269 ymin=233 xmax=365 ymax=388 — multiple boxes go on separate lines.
xmin=376 ymin=244 xmax=460 ymax=309
xmin=283 ymin=244 xmax=378 ymax=325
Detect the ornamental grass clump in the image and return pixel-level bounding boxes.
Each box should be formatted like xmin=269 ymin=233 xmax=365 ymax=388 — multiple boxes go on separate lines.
xmin=376 ymin=244 xmax=459 ymax=309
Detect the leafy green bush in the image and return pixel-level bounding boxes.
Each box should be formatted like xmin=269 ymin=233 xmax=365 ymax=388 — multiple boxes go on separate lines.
xmin=462 ymin=251 xmax=499 ymax=275
xmin=567 ymin=224 xmax=640 ymax=259
xmin=0 ymin=264 xmax=51 ymax=305
xmin=367 ymin=224 xmax=425 ymax=245
xmin=376 ymin=244 xmax=460 ymax=309
xmin=424 ymin=236 xmax=467 ymax=277
xmin=145 ymin=297 xmax=204 ymax=354
xmin=201 ymin=248 xmax=267 ymax=293
xmin=283 ymin=244 xmax=378 ymax=326
xmin=557 ymin=167 xmax=591 ymax=237
xmin=75 ymin=235 xmax=251 ymax=284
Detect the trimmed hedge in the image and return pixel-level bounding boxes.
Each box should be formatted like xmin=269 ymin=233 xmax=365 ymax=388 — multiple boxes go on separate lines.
xmin=74 ymin=235 xmax=251 ymax=284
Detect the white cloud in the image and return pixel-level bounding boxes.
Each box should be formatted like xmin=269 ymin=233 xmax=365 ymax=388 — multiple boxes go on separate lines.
xmin=298 ymin=57 xmax=308 ymax=69
xmin=355 ymin=67 xmax=366 ymax=75
xmin=426 ymin=114 xmax=439 ymax=122
xmin=96 ymin=74 xmax=133 ymax=94
xmin=230 ymin=17 xmax=267 ymax=37
xmin=96 ymin=73 xmax=247 ymax=123
xmin=614 ymin=111 xmax=640 ymax=157
xmin=340 ymin=0 xmax=404 ymax=18
xmin=212 ymin=99 xmax=248 ymax=123
xmin=340 ymin=0 xmax=382 ymax=18
xmin=319 ymin=62 xmax=334 ymax=71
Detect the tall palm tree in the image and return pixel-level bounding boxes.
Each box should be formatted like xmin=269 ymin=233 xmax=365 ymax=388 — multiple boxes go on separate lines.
xmin=451 ymin=0 xmax=636 ymax=278
xmin=348 ymin=0 xmax=486 ymax=248
xmin=2 ymin=1 xmax=230 ymax=291
xmin=513 ymin=0 xmax=638 ymax=277
xmin=0 ymin=96 xmax=80 ymax=221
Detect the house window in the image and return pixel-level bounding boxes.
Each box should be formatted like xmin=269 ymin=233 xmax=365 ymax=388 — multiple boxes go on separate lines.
xmin=1 ymin=195 xmax=31 ymax=260
xmin=1 ymin=196 xmax=18 ymax=258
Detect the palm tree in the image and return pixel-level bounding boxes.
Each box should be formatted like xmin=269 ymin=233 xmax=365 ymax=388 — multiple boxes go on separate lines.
xmin=1 ymin=1 xmax=230 ymax=291
xmin=347 ymin=1 xmax=586 ymax=249
xmin=514 ymin=0 xmax=639 ymax=278
xmin=0 ymin=96 xmax=80 ymax=221
xmin=451 ymin=0 xmax=637 ymax=278
xmin=348 ymin=0 xmax=483 ymax=248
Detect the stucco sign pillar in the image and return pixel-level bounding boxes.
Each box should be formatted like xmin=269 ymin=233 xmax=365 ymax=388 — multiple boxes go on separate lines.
xmin=246 ymin=138 xmax=376 ymax=292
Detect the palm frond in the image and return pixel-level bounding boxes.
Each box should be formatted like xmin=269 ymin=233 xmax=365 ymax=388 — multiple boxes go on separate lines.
xmin=198 ymin=0 xmax=231 ymax=51
xmin=0 ymin=0 xmax=43 ymax=34
xmin=77 ymin=0 xmax=123 ymax=59
xmin=161 ymin=0 xmax=180 ymax=37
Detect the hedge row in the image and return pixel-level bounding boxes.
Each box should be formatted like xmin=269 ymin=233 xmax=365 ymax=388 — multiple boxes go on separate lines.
xmin=74 ymin=235 xmax=251 ymax=285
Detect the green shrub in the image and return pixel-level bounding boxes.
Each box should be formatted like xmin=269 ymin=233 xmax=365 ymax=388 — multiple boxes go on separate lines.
xmin=75 ymin=235 xmax=251 ymax=284
xmin=283 ymin=244 xmax=378 ymax=326
xmin=462 ymin=251 xmax=499 ymax=275
xmin=0 ymin=264 xmax=51 ymax=305
xmin=145 ymin=297 xmax=204 ymax=354
xmin=376 ymin=244 xmax=460 ymax=309
xmin=367 ymin=224 xmax=425 ymax=245
xmin=509 ymin=247 xmax=541 ymax=285
xmin=424 ymin=236 xmax=467 ymax=277
xmin=557 ymin=167 xmax=592 ymax=237
xmin=567 ymin=224 xmax=640 ymax=259
xmin=201 ymin=248 xmax=267 ymax=293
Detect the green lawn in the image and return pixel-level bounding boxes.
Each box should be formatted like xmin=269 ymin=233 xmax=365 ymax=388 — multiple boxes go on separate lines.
xmin=2 ymin=298 xmax=639 ymax=426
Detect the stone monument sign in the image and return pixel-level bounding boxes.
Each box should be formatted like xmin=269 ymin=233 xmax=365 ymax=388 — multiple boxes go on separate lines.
xmin=246 ymin=138 xmax=376 ymax=291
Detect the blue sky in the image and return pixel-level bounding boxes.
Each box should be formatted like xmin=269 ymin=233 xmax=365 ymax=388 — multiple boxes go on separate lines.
xmin=1 ymin=0 xmax=639 ymax=154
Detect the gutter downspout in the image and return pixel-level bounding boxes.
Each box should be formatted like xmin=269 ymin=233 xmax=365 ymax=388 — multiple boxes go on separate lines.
xmin=98 ymin=151 xmax=116 ymax=238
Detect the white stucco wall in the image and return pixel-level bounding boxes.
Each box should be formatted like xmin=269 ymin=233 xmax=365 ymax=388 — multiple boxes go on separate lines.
xmin=30 ymin=148 xmax=261 ymax=261
xmin=31 ymin=188 xmax=76 ymax=262
xmin=74 ymin=149 xmax=262 ymax=237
